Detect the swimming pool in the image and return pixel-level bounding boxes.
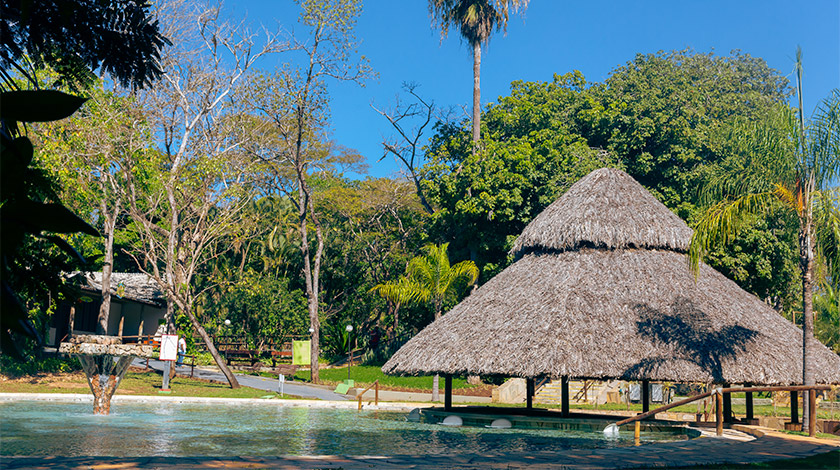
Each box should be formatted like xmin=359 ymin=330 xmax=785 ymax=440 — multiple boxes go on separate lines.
xmin=0 ymin=400 xmax=690 ymax=457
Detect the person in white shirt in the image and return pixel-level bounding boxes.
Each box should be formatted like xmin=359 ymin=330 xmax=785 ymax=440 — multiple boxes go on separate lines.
xmin=177 ymin=336 xmax=187 ymax=366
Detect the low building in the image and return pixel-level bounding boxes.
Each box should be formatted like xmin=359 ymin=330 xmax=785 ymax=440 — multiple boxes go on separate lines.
xmin=50 ymin=272 xmax=167 ymax=345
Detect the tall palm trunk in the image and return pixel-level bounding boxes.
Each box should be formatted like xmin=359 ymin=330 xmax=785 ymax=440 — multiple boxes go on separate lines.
xmin=472 ymin=41 xmax=481 ymax=148
xmin=799 ymin=189 xmax=816 ymax=433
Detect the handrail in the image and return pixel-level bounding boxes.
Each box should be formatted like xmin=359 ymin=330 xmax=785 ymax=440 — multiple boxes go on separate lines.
xmin=573 ymin=380 xmax=593 ymax=402
xmin=356 ymin=380 xmax=379 ymax=410
xmin=605 ymin=384 xmax=831 ymax=438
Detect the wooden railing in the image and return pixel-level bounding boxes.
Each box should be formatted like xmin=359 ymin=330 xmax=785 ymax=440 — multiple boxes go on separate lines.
xmin=356 ymin=380 xmax=379 ymax=410
xmin=609 ymin=384 xmax=831 ymax=437
xmin=573 ymin=380 xmax=593 ymax=402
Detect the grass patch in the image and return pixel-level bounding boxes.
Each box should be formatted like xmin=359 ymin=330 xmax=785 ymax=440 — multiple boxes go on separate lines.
xmin=671 ymin=450 xmax=838 ymax=469
xmin=294 ymin=365 xmax=477 ymax=391
xmin=0 ymin=368 xmax=294 ymax=400
xmin=777 ymin=429 xmax=840 ymax=440
xmin=0 ymin=355 xmax=81 ymax=378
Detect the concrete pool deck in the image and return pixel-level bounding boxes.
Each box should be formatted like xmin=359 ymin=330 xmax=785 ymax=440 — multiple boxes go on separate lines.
xmin=2 ymin=393 xmax=838 ymax=469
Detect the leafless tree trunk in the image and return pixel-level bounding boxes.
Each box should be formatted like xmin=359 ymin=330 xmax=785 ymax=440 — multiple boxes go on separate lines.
xmin=123 ymin=1 xmax=286 ymax=388
xmin=96 ymin=197 xmax=120 ymax=335
xmin=240 ymin=0 xmax=371 ymax=384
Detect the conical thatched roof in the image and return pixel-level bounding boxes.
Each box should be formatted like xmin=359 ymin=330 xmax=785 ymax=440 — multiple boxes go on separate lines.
xmin=383 ymin=168 xmax=840 ymax=385
xmin=512 ymin=168 xmax=693 ymax=257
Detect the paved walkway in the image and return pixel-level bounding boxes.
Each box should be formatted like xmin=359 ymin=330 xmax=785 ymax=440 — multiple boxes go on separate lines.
xmin=139 ymin=358 xmax=491 ymax=404
xmin=136 ymin=358 xmax=348 ymax=401
xmin=2 ymin=427 xmax=837 ymax=469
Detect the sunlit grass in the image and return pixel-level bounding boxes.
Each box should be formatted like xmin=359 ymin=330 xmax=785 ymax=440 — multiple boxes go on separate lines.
xmin=294 ymin=365 xmax=482 ymax=391
xmin=0 ymin=369 xmax=289 ymax=399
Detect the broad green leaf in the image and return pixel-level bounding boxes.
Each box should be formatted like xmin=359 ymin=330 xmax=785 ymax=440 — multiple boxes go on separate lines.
xmin=3 ymin=199 xmax=99 ymax=236
xmin=0 ymin=90 xmax=87 ymax=122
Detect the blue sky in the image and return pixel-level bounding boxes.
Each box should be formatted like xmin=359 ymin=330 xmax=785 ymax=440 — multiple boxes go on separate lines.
xmin=228 ymin=0 xmax=839 ymax=179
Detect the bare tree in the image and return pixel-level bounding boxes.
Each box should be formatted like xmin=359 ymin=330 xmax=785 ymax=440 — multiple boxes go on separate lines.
xmin=371 ymin=83 xmax=437 ymax=215
xmin=35 ymin=85 xmax=151 ymax=336
xmin=240 ymin=0 xmax=372 ymax=383
xmin=123 ymin=1 xmax=287 ymax=388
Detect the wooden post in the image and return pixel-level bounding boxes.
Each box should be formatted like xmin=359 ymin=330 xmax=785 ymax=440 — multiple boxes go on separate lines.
xmin=375 ymin=381 xmax=379 ymax=406
xmin=642 ymin=380 xmax=650 ymax=413
xmin=791 ymin=390 xmax=799 ymax=424
xmin=117 ymin=315 xmax=125 ymax=337
xmin=745 ymin=391 xmax=754 ymax=421
xmin=809 ymin=389 xmax=817 ymax=437
xmin=634 ymin=420 xmax=641 ymax=443
xmin=526 ymin=377 xmax=534 ymax=409
xmin=723 ymin=387 xmax=733 ymax=423
xmin=561 ymin=376 xmax=570 ymax=417
xmin=716 ymin=392 xmax=723 ymax=436
xmin=444 ymin=375 xmax=452 ymax=411
xmin=68 ymin=305 xmax=76 ymax=334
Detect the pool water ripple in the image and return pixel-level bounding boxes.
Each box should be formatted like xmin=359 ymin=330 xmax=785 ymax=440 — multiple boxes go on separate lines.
xmin=1 ymin=401 xmax=684 ymax=457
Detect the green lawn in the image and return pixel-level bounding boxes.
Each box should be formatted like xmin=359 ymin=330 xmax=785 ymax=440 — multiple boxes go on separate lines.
xmin=293 ymin=365 xmax=482 ymax=391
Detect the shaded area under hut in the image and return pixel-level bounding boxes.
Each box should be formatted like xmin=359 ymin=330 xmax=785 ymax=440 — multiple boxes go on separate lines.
xmin=383 ymin=168 xmax=840 ymax=423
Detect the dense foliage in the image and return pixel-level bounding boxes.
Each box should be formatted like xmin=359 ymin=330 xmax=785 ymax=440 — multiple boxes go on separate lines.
xmin=12 ymin=15 xmax=837 ymax=373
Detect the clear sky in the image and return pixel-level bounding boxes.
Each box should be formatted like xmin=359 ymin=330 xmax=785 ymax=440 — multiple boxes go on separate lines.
xmin=226 ymin=0 xmax=840 ymax=179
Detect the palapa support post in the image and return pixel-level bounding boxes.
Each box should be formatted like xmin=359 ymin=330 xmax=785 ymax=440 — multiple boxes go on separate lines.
xmin=808 ymin=389 xmax=817 ymax=437
xmin=642 ymin=379 xmax=650 ymax=413
xmin=790 ymin=390 xmax=799 ymax=424
xmin=715 ymin=390 xmax=723 ymax=436
xmin=561 ymin=376 xmax=570 ymax=417
xmin=444 ymin=375 xmax=453 ymax=411
xmin=526 ymin=377 xmax=534 ymax=409
xmin=723 ymin=385 xmax=733 ymax=423
xmin=745 ymin=390 xmax=754 ymax=422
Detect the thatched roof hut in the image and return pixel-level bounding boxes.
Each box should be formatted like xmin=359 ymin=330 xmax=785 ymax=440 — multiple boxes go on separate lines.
xmin=383 ymin=168 xmax=840 ymax=385
xmin=67 ymin=272 xmax=166 ymax=307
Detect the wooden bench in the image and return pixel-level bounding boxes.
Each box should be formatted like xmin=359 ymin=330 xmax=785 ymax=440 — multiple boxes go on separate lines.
xmin=270 ymin=349 xmax=293 ymax=367
xmin=222 ymin=349 xmax=258 ymax=366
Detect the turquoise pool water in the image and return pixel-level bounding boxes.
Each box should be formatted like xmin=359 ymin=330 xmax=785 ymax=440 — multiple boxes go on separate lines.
xmin=1 ymin=401 xmax=685 ymax=456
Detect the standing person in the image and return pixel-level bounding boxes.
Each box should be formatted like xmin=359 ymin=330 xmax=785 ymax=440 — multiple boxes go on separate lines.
xmin=177 ymin=335 xmax=186 ymax=366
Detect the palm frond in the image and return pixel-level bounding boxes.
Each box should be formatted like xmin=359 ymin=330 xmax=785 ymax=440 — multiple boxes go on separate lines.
xmin=813 ymin=188 xmax=840 ymax=285
xmin=699 ymin=105 xmax=797 ymax=205
xmin=808 ymin=89 xmax=840 ymax=188
xmin=689 ymin=191 xmax=779 ymax=274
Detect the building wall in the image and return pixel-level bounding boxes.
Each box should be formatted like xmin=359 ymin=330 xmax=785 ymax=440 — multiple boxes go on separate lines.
xmin=116 ymin=301 xmax=166 ymax=337
xmin=52 ymin=297 xmax=166 ymax=343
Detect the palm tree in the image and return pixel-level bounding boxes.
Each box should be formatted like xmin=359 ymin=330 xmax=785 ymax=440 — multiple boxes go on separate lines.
xmin=370 ymin=276 xmax=422 ymax=337
xmin=429 ymin=0 xmax=528 ymax=148
xmin=373 ymin=242 xmax=479 ymax=400
xmin=689 ymin=50 xmax=840 ymax=435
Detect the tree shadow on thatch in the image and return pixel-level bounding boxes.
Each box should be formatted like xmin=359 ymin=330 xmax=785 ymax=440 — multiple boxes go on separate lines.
xmin=623 ymin=297 xmax=761 ymax=383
